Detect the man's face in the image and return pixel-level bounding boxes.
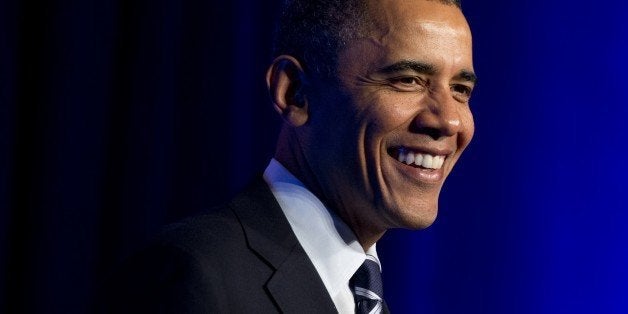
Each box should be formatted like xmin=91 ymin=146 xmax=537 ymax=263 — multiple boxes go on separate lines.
xmin=301 ymin=0 xmax=475 ymax=237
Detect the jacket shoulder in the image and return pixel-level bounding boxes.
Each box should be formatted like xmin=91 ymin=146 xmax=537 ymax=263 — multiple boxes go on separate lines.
xmin=102 ymin=202 xmax=280 ymax=313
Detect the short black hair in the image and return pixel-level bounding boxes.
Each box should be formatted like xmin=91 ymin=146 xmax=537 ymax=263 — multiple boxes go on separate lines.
xmin=273 ymin=0 xmax=462 ymax=78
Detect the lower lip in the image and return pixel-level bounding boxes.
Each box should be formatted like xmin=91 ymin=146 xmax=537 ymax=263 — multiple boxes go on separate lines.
xmin=390 ymin=155 xmax=445 ymax=183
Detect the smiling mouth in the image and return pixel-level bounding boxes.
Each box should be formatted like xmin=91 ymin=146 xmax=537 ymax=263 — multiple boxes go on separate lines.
xmin=388 ymin=147 xmax=446 ymax=170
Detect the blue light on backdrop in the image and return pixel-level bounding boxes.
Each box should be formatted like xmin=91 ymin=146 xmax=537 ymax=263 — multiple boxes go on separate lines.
xmin=381 ymin=1 xmax=628 ymax=313
xmin=1 ymin=0 xmax=627 ymax=313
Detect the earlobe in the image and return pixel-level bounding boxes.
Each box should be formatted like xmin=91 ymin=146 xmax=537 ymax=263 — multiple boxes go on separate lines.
xmin=266 ymin=55 xmax=309 ymax=127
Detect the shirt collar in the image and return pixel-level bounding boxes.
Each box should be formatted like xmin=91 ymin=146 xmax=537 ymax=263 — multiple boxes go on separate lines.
xmin=263 ymin=159 xmax=380 ymax=304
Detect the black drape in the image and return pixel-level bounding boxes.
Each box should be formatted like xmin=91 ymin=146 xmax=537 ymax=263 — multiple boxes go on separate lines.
xmin=1 ymin=1 xmax=281 ymax=312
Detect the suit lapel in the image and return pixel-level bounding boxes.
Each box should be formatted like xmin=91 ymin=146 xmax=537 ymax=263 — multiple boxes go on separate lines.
xmin=229 ymin=177 xmax=337 ymax=313
xmin=265 ymin=244 xmax=338 ymax=313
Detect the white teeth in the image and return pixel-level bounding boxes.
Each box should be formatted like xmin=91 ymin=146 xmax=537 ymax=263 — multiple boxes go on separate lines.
xmin=405 ymin=152 xmax=415 ymax=164
xmin=434 ymin=156 xmax=445 ymax=168
xmin=414 ymin=153 xmax=423 ymax=166
xmin=422 ymin=155 xmax=433 ymax=168
xmin=396 ymin=148 xmax=445 ymax=170
xmin=398 ymin=151 xmax=406 ymax=162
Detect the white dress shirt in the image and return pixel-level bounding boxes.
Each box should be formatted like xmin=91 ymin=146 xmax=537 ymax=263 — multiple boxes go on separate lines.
xmin=263 ymin=159 xmax=381 ymax=314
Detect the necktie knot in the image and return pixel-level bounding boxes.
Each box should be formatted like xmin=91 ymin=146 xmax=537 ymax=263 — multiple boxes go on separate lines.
xmin=350 ymin=257 xmax=384 ymax=314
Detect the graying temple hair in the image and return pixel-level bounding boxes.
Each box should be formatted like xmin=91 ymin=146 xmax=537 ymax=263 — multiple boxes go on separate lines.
xmin=273 ymin=0 xmax=462 ymax=78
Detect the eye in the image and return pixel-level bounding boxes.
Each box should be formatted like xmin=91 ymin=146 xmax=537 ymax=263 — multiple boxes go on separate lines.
xmin=388 ymin=76 xmax=427 ymax=92
xmin=451 ymin=84 xmax=473 ymax=102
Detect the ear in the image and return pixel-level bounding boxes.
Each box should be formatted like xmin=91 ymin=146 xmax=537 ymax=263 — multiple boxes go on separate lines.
xmin=266 ymin=55 xmax=309 ymax=127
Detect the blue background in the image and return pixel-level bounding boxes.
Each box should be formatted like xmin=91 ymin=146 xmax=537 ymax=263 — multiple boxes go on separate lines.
xmin=1 ymin=0 xmax=627 ymax=313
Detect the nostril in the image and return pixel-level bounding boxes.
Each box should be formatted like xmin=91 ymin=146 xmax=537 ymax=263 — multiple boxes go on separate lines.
xmin=411 ymin=105 xmax=459 ymax=139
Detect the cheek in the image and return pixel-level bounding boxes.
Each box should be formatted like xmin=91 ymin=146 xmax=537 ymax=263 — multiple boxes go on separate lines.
xmin=359 ymin=91 xmax=422 ymax=132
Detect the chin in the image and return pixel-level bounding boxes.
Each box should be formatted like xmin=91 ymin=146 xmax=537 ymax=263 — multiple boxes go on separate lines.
xmin=404 ymin=210 xmax=438 ymax=230
xmin=384 ymin=201 xmax=439 ymax=230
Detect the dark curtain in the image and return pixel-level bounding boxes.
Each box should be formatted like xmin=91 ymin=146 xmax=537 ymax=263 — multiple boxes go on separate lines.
xmin=1 ymin=1 xmax=281 ymax=313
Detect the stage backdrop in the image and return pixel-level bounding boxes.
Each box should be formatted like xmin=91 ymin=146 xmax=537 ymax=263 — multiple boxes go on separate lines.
xmin=1 ymin=0 xmax=627 ymax=313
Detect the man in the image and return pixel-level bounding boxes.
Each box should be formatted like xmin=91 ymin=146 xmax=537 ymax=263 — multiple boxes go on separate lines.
xmin=103 ymin=0 xmax=475 ymax=312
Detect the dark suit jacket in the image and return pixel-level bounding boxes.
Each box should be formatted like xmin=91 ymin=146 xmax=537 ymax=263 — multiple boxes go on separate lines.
xmin=102 ymin=178 xmax=338 ymax=313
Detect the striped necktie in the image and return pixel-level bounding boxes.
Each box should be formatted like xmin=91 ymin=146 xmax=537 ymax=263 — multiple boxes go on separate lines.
xmin=350 ymin=256 xmax=384 ymax=314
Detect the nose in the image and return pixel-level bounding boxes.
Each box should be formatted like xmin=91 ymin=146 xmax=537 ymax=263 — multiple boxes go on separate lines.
xmin=411 ymin=87 xmax=461 ymax=139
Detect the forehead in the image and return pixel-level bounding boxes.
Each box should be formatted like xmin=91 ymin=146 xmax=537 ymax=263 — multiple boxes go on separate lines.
xmin=367 ymin=0 xmax=468 ymax=32
xmin=359 ymin=0 xmax=473 ymax=68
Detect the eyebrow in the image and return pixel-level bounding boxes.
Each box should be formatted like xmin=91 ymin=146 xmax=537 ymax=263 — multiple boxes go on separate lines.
xmin=456 ymin=70 xmax=478 ymax=84
xmin=377 ymin=60 xmax=437 ymax=75
xmin=377 ymin=60 xmax=478 ymax=84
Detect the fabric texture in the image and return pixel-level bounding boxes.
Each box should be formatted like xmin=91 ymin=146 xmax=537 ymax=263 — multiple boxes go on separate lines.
xmin=101 ymin=177 xmax=337 ymax=313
